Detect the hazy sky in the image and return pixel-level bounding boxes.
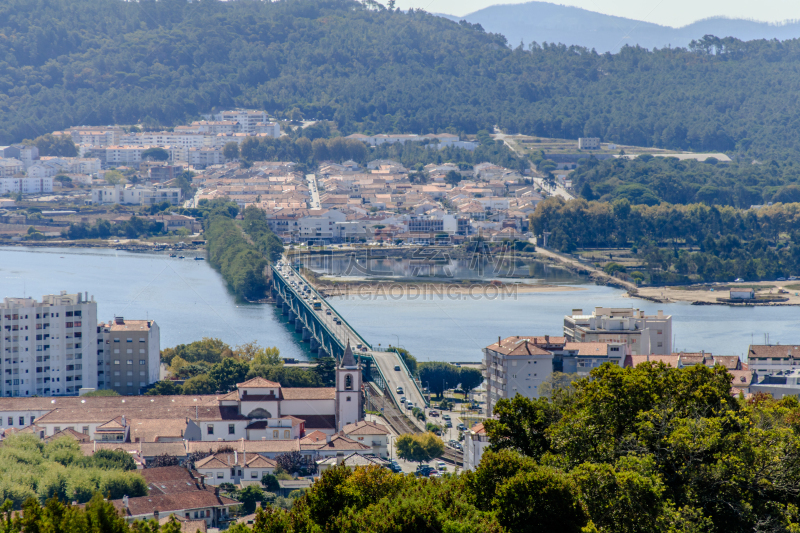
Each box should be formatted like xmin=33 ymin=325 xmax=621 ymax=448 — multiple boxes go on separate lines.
xmin=395 ymin=0 xmax=800 ymax=28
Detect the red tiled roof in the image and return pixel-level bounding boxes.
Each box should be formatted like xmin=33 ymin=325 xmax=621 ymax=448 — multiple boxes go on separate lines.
xmin=112 ymin=487 xmax=238 ymax=517
xmin=236 ymin=377 xmax=281 ymax=388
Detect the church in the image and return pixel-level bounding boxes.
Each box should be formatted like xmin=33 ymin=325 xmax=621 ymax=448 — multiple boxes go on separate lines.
xmin=0 ymin=342 xmax=364 ymax=443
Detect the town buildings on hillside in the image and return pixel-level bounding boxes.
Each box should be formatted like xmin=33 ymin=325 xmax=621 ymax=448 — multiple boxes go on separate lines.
xmin=564 ymin=307 xmax=673 ymax=356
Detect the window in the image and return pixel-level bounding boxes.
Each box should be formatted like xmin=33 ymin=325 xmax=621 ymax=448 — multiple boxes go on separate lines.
xmin=139 ymin=338 xmax=145 ymax=342
xmin=113 ymin=360 xmax=120 ymax=365
xmin=126 ymin=338 xmax=132 ymax=343
xmin=273 ymin=430 xmax=278 ymax=438
xmin=18 ymin=417 xmax=24 ymax=425
xmin=251 ymin=471 xmax=258 ymax=479
xmin=346 ymin=396 xmax=351 ymax=401
xmin=207 ymin=425 xmax=214 ymax=435
xmin=216 ymin=472 xmax=223 ymax=479
xmin=657 ymin=330 xmax=663 ymax=335
xmin=113 ymin=339 xmax=120 ymax=343
xmin=127 ymin=360 xmax=133 ymax=365
xmin=139 ymin=360 xmax=146 ymax=365
xmin=284 ymin=430 xmax=290 ymax=439
xmin=30 ymin=416 xmax=34 ymax=425
xmin=82 ymin=426 xmax=89 ymax=434
xmin=345 ymin=374 xmax=353 ymax=391
xmin=6 ymin=417 xmax=11 ymax=425
xmin=228 ymin=424 xmax=235 ymax=435
xmin=657 ymin=342 xmax=663 ymax=347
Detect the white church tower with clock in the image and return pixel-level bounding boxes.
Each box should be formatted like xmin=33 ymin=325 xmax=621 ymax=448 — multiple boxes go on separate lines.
xmin=335 ymin=340 xmax=362 ymax=431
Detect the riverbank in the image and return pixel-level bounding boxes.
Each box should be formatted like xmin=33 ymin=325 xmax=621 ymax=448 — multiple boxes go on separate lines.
xmin=0 ymin=238 xmax=205 ymax=252
xmin=637 ymin=282 xmax=800 ymax=306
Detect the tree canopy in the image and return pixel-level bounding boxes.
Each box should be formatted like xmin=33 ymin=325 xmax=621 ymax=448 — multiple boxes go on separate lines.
xmin=1 ymin=0 xmax=799 ymax=158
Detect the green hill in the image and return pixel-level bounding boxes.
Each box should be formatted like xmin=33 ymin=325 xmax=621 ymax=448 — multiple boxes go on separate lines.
xmin=1 ymin=0 xmax=800 ymax=158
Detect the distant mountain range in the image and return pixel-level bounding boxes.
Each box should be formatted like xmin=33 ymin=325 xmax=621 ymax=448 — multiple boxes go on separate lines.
xmin=438 ymin=2 xmax=800 ymax=52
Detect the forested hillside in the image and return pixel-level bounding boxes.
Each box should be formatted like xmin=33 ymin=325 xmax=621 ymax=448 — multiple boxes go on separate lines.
xmin=2 ymin=0 xmax=800 ymax=157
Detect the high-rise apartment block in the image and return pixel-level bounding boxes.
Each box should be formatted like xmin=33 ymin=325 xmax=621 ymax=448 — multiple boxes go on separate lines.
xmin=0 ymin=291 xmax=98 ymax=397
xmin=563 ymin=307 xmax=672 ymax=356
xmin=97 ymin=317 xmax=160 ymax=395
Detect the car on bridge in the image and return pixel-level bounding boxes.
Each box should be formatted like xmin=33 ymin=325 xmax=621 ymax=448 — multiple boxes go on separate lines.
xmin=394 ymin=365 xmax=400 ymax=371
xmin=326 ymin=309 xmax=332 ymax=315
xmin=396 ymin=386 xmax=404 ymax=394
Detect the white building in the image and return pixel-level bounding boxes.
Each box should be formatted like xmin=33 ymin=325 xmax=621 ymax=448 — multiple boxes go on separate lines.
xmin=210 ymin=110 xmax=271 ymax=133
xmin=340 ymin=420 xmax=390 ymax=458
xmin=298 ymin=209 xmax=348 ymax=243
xmin=39 ymin=157 xmax=102 ymax=175
xmin=563 ymin=307 xmax=672 ymax=356
xmin=483 ymin=335 xmax=628 ymax=415
xmin=188 ymin=147 xmax=225 ymax=168
xmin=578 ymin=137 xmax=601 ymax=150
xmin=463 ymin=422 xmax=489 ymax=471
xmin=195 ymin=452 xmax=276 ymax=485
xmin=98 ymin=317 xmax=160 ymax=395
xmin=0 ymin=291 xmax=98 ymax=398
xmin=334 ymin=342 xmax=362 ymax=431
xmin=0 ymin=158 xmax=24 ymax=178
xmin=0 ymin=176 xmax=53 ymax=195
xmin=0 ymin=145 xmax=39 ymax=168
xmin=91 ymin=184 xmax=182 ymax=206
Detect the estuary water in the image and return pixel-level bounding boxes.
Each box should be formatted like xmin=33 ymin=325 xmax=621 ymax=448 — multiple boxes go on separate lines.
xmin=2 ymin=246 xmax=798 ymax=363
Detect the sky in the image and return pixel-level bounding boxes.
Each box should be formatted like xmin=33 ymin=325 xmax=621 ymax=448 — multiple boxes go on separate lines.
xmin=394 ymin=0 xmax=800 ymax=28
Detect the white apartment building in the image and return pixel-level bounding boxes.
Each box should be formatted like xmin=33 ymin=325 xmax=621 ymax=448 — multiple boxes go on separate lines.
xmin=188 ymin=147 xmax=225 ymax=168
xmin=211 ymin=110 xmax=270 ymax=133
xmin=1 ymin=145 xmax=39 ymax=168
xmin=0 ymin=176 xmax=53 ymax=194
xmin=483 ymin=335 xmax=628 ymax=415
xmin=563 ymin=307 xmax=672 ymax=356
xmin=91 ymin=184 xmax=182 ymax=206
xmin=747 ymin=345 xmax=800 ymax=375
xmin=57 ymin=126 xmax=123 ymax=146
xmin=38 ymin=157 xmax=102 ymax=175
xmin=298 ymin=209 xmax=347 ymax=242
xmin=119 ymin=131 xmax=212 ymax=150
xmin=102 ymin=145 xmax=179 ymax=166
xmin=190 ymin=121 xmax=239 ymax=134
xmin=463 ymin=422 xmax=490 ymax=471
xmin=0 ymin=291 xmax=98 ymax=398
xmin=0 ymin=158 xmax=24 ymax=177
xmin=98 ymin=317 xmax=160 ymax=395
xmin=578 ymin=137 xmax=601 ymax=150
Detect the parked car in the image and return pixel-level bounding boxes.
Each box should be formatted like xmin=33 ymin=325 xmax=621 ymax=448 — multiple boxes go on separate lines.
xmin=396 ymin=386 xmax=404 ymax=394
xmin=416 ymin=465 xmax=434 ymax=477
xmin=445 ymin=421 xmax=452 ymax=428
xmin=457 ymin=424 xmax=467 ymax=431
xmin=437 ymin=461 xmax=446 ymax=470
xmin=429 ymin=410 xmax=439 ymax=417
xmin=442 ymin=414 xmax=451 ymax=421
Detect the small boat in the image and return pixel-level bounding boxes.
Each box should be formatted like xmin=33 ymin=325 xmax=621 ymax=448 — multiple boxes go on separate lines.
xmin=194 ymin=257 xmax=205 ymax=261
xmin=178 ymin=256 xmax=185 ymax=259
xmin=169 ymin=254 xmax=177 ymax=258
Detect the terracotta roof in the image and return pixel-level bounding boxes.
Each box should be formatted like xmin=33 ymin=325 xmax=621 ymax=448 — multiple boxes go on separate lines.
xmin=185 ymin=440 xmax=301 ymax=455
xmin=299 ymin=430 xmax=328 ymax=443
xmin=486 ymin=337 xmax=552 ymax=356
xmin=141 ymin=466 xmax=197 ymax=484
xmin=317 ymin=452 xmax=389 ymax=467
xmin=246 ymin=455 xmax=277 ymax=468
xmin=712 ymin=356 xmax=742 ymax=370
xmin=96 ymin=417 xmax=126 ymax=431
xmin=236 ymin=377 xmax=282 ymax=388
xmin=749 ymin=345 xmax=800 ymax=359
xmin=79 ymin=441 xmax=187 ymax=458
xmin=111 ymin=487 xmax=238 ymax=517
xmin=280 ymin=388 xmax=335 ymax=400
xmin=130 ymin=418 xmax=190 ymax=442
xmin=470 ymin=423 xmax=486 ymax=435
xmin=340 ymin=420 xmax=390 ymax=436
xmin=301 ymin=434 xmax=370 ymax=452
xmin=0 ymin=394 xmax=218 ymax=415
xmin=46 ymin=427 xmax=90 ymax=442
xmin=564 ymin=342 xmax=613 ymax=356
xmin=158 ymin=516 xmax=207 ymax=533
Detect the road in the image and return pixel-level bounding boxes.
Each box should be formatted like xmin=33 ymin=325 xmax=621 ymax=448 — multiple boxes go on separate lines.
xmin=532 ymin=176 xmax=575 ymax=201
xmin=533 ymin=245 xmax=637 ymax=291
xmin=305 ymin=174 xmax=320 ymax=209
xmin=276 ymin=264 xmax=427 ymax=420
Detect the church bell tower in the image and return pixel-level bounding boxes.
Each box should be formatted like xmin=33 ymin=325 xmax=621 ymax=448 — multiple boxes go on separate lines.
xmin=335 ymin=340 xmax=362 ymax=431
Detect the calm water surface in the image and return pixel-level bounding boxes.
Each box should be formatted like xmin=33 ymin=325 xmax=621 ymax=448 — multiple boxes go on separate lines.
xmin=2 ymin=246 xmax=798 ymax=363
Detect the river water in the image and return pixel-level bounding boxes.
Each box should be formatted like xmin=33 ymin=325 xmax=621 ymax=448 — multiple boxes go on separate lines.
xmin=2 ymin=246 xmax=798 ymax=363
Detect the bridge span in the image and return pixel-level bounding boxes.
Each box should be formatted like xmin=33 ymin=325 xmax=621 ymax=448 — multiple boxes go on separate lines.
xmin=269 ymin=263 xmax=428 ymax=418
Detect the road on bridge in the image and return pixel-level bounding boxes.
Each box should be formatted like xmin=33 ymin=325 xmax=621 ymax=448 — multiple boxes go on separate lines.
xmin=276 ymin=263 xmax=428 ymax=422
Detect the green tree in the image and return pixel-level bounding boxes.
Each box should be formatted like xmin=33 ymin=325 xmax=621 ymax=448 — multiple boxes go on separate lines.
xmin=30 ymin=134 xmax=77 ymax=157
xmin=459 ymin=367 xmax=484 ymax=392
xmin=141 ymin=147 xmax=170 ymax=161
xmin=208 ymin=357 xmax=250 ymax=392
xmin=223 ymin=142 xmax=240 ymax=161
xmin=145 ymin=380 xmax=182 ymax=396
xmin=395 ymin=432 xmax=444 ymax=464
xmin=444 ymin=170 xmax=463 ymax=186
xmin=182 ymin=374 xmax=217 ymax=395
xmin=103 ymin=170 xmax=126 ymax=185
xmin=238 ymin=485 xmax=265 ymax=514
xmin=80 ymin=389 xmax=120 ymax=397
xmin=483 ymin=394 xmax=558 ymax=459
xmin=261 ymin=473 xmax=280 ymax=493
xmin=418 ymin=361 xmax=459 ymax=398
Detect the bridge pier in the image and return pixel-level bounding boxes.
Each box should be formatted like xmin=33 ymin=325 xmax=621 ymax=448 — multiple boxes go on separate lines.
xmin=302 ymin=327 xmax=311 ymax=342
xmin=310 ymin=338 xmax=320 ymax=351
xmin=318 ymin=347 xmax=328 ymax=358
xmin=294 ymin=318 xmax=304 ymax=333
